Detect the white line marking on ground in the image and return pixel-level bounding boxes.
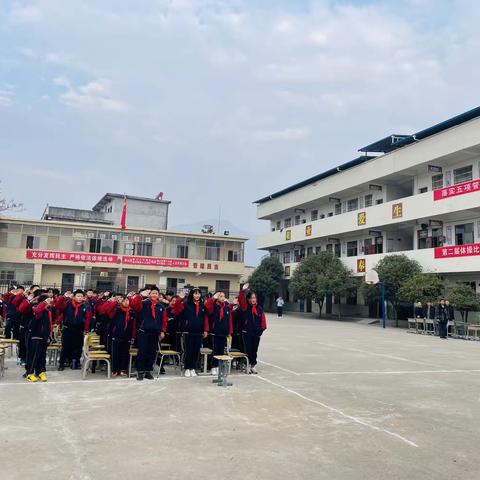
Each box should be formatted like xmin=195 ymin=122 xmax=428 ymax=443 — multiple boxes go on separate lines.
xmin=256 ymin=375 xmax=419 ymax=448
xmin=298 ymin=369 xmax=480 ymax=376
xmin=314 ymin=341 xmax=440 ymax=368
xmin=0 ymin=375 xmax=213 ymax=387
xmin=258 ymin=360 xmax=299 ymax=375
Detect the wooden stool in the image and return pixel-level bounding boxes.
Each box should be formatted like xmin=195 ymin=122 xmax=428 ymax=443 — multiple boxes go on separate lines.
xmin=212 ymin=355 xmax=233 ymax=387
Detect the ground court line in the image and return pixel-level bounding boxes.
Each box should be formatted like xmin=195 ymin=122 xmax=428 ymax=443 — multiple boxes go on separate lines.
xmin=298 ymin=369 xmax=480 ymax=376
xmin=258 ymin=360 xmax=299 ymax=375
xmin=256 ymin=374 xmax=419 ymax=448
xmin=314 ymin=341 xmax=441 ymax=368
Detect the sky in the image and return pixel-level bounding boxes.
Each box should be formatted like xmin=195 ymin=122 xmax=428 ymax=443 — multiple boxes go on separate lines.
xmin=1 ymin=0 xmax=480 ymax=264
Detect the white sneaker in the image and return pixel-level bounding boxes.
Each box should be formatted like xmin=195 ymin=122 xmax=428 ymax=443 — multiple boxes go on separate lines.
xmin=184 ymin=369 xmax=191 ymax=377
xmin=251 ymin=365 xmax=258 ymax=374
xmin=190 ymin=370 xmax=197 ymax=377
xmin=211 ymin=367 xmax=218 ymax=376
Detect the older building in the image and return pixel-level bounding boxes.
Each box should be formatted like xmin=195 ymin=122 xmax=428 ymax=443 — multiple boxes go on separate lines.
xmin=255 ymin=106 xmax=480 ymax=317
xmin=1 ymin=194 xmax=247 ymax=297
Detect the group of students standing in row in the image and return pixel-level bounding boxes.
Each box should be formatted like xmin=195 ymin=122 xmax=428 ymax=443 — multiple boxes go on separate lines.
xmin=1 ymin=282 xmax=266 ymax=382
xmin=414 ymin=299 xmax=455 ymax=339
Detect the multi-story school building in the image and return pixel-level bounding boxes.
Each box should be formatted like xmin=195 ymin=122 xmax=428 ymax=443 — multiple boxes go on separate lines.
xmin=0 ymin=194 xmax=249 ymax=297
xmin=255 ymin=106 xmax=480 ymax=317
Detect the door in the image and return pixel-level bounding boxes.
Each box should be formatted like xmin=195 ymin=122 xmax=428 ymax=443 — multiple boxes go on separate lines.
xmin=127 ymin=275 xmax=139 ymax=292
xmin=61 ymin=273 xmax=75 ymax=293
xmin=325 ymin=295 xmax=332 ymax=314
xmin=96 ymin=280 xmax=114 ymax=292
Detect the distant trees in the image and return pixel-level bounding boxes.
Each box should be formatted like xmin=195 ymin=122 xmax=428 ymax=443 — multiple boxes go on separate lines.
xmin=447 ymin=284 xmax=480 ymax=322
xmin=290 ymin=251 xmax=356 ymax=318
xmin=248 ymin=256 xmax=284 ymax=307
xmin=399 ymin=274 xmax=445 ymax=305
xmin=0 ymin=181 xmax=23 ymax=215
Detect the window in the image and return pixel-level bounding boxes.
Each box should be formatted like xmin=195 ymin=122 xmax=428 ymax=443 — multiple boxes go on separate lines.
xmin=419 ymin=187 xmax=428 ymax=194
xmin=25 ymin=235 xmax=39 ymax=249
xmin=455 ymin=223 xmax=474 ymax=245
xmin=176 ymin=245 xmax=188 ymax=258
xmin=417 ymin=229 xmax=429 ymax=249
xmin=453 ymin=165 xmax=472 ymax=185
xmin=206 ymin=240 xmax=220 ymax=261
xmin=124 ymin=243 xmax=135 ymax=255
xmin=364 ymin=194 xmax=373 ymax=207
xmin=167 ymin=278 xmax=178 ymax=289
xmin=216 ymin=280 xmax=230 ymax=297
xmin=89 ymin=239 xmax=101 ymax=253
xmin=228 ymin=250 xmax=239 ymax=262
xmin=137 ymin=243 xmax=153 ymax=256
xmin=376 ymin=199 xmax=384 ymax=205
xmin=0 ymin=270 xmax=14 ymax=282
xmin=431 ymin=228 xmax=443 ymax=248
xmin=73 ymin=240 xmax=84 ymax=252
xmin=347 ymin=241 xmax=358 ymax=257
xmin=347 ymin=198 xmax=358 ymax=212
xmin=327 ymin=212 xmax=333 ymax=217
xmin=315 ymin=246 xmax=321 ymax=254
xmin=276 ymin=221 xmax=281 ymax=230
xmin=326 ymin=244 xmax=333 ymax=252
xmin=334 ymin=243 xmax=341 ymax=258
xmin=101 ymin=239 xmax=114 ymax=254
xmin=282 ymin=251 xmax=291 ymax=264
xmin=432 ymin=174 xmax=443 ymax=190
xmin=311 ymin=210 xmax=318 ymax=221
xmin=294 ymin=215 xmax=301 ymax=226
xmin=307 ymin=247 xmax=313 ymax=256
xmin=284 ymin=218 xmax=292 ymax=228
xmin=335 ymin=203 xmax=342 ymax=215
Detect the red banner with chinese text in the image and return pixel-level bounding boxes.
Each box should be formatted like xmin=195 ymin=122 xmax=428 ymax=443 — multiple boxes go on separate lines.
xmin=434 ymin=243 xmax=480 ymax=258
xmin=433 ymin=179 xmax=480 ymax=201
xmin=26 ymin=250 xmax=119 ymax=263
xmin=121 ymin=256 xmax=189 ymax=268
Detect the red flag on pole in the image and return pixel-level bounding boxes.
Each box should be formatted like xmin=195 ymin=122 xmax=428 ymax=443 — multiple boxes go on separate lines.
xmin=120 ymin=195 xmax=127 ymax=230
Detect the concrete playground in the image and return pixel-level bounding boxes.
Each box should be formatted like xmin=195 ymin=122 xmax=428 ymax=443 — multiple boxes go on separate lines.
xmin=2 ymin=314 xmax=480 ymax=480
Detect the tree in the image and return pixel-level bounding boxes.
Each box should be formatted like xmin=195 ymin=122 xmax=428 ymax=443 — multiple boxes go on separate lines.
xmin=362 ymin=254 xmax=422 ymax=321
xmin=446 ymin=283 xmax=480 ymax=322
xmin=248 ymin=256 xmax=283 ymax=307
xmin=0 ymin=181 xmax=23 ymax=215
xmin=290 ymin=251 xmax=355 ymax=318
xmin=399 ymin=274 xmax=445 ymax=304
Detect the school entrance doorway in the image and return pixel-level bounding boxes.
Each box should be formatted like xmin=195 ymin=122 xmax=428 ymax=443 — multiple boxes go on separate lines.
xmin=127 ymin=276 xmax=139 ymax=292
xmin=96 ymin=280 xmax=114 ymax=292
xmin=61 ymin=273 xmax=75 ymax=292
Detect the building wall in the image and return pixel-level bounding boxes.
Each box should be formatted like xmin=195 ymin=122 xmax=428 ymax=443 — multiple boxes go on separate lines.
xmin=102 ymin=197 xmax=169 ymax=230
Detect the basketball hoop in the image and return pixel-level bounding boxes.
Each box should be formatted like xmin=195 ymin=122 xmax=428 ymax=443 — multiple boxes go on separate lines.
xmin=365 ymin=269 xmax=379 ymax=285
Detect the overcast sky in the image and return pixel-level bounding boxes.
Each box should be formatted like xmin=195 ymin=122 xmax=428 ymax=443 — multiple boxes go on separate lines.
xmin=1 ymin=0 xmax=479 ymax=264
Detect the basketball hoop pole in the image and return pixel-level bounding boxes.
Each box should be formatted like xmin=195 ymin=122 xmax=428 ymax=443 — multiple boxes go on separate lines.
xmin=380 ymin=281 xmax=386 ymax=329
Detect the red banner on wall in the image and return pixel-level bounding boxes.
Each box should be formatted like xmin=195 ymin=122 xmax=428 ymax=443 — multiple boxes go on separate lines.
xmin=433 ymin=179 xmax=480 ymax=201
xmin=122 ymin=255 xmax=190 ymax=268
xmin=434 ymin=243 xmax=480 ymax=258
xmin=26 ymin=250 xmax=120 ymax=263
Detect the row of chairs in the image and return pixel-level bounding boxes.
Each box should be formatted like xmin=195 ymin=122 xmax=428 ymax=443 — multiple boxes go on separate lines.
xmin=407 ymin=318 xmax=480 ymax=340
xmin=82 ymin=332 xmax=250 ymax=380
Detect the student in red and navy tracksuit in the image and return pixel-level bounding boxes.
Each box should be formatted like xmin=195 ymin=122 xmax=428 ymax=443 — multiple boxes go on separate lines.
xmin=238 ymin=283 xmax=267 ymax=374
xmin=16 ymin=289 xmax=39 ymax=367
xmin=130 ymin=287 xmax=167 ymax=381
xmin=171 ymin=288 xmax=209 ymax=377
xmin=56 ymin=290 xmax=92 ymax=370
xmin=205 ymin=292 xmax=232 ymax=375
xmin=100 ymin=295 xmax=136 ymax=377
xmin=26 ymin=295 xmax=54 ymax=382
xmin=2 ymin=285 xmax=24 ymax=340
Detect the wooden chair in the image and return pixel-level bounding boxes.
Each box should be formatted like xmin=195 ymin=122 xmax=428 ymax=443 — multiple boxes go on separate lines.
xmin=447 ymin=320 xmax=455 ymax=337
xmin=454 ymin=321 xmax=468 ymax=339
xmin=82 ymin=334 xmax=111 ymax=379
xmin=425 ymin=318 xmax=435 ymax=335
xmin=227 ymin=336 xmax=249 ymax=374
xmin=155 ymin=340 xmax=181 ymax=378
xmin=128 ymin=347 xmax=138 ymax=378
xmin=200 ymin=347 xmax=213 ymax=374
xmin=0 ymin=339 xmax=19 ymax=358
xmin=47 ymin=343 xmax=61 ymax=366
xmin=212 ymin=355 xmax=233 ymax=387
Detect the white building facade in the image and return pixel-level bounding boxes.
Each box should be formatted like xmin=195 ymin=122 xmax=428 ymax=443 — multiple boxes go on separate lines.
xmin=255 ymin=107 xmax=480 ymax=317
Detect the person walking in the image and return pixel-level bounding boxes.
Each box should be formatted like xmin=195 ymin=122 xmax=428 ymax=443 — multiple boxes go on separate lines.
xmin=276 ymin=296 xmax=285 ymax=317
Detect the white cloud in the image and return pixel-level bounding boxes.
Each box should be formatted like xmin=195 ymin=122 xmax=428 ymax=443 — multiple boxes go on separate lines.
xmin=54 ymin=77 xmax=128 ymax=113
xmin=10 ymin=3 xmax=42 ymax=23
xmin=0 ymin=86 xmax=15 ymax=107
xmin=253 ymin=127 xmax=310 ymax=142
